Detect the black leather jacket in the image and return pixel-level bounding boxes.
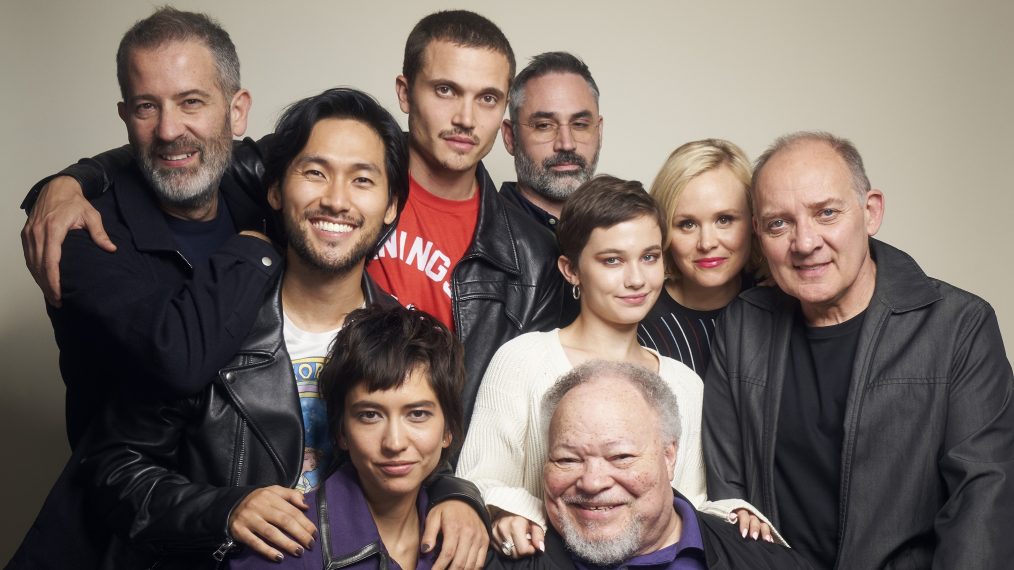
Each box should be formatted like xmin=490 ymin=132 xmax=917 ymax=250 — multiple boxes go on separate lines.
xmin=81 ymin=274 xmax=487 ymax=569
xmin=37 ymin=142 xmax=564 ymax=429
xmin=703 ymin=239 xmax=1014 ymax=569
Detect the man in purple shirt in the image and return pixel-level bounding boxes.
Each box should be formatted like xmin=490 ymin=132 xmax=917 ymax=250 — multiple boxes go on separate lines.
xmin=486 ymin=360 xmax=811 ymax=569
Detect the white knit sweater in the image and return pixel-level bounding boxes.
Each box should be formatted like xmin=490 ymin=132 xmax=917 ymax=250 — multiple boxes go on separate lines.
xmin=455 ymin=329 xmax=707 ymax=529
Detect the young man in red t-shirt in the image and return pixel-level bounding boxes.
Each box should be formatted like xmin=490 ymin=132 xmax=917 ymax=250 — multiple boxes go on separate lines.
xmin=368 ymin=11 xmax=562 ymax=425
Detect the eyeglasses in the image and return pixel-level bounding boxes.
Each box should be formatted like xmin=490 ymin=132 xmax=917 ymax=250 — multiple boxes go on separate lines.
xmin=517 ymin=118 xmax=600 ymax=143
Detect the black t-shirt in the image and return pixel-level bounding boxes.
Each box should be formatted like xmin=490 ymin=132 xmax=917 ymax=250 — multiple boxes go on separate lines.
xmin=163 ymin=195 xmax=236 ymax=267
xmin=774 ymin=309 xmax=866 ymax=569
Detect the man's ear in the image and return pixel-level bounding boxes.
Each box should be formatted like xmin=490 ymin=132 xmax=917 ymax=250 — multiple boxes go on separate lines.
xmin=501 ymin=119 xmax=516 ymax=156
xmin=229 ymin=88 xmax=252 ymax=137
xmin=267 ymin=182 xmax=282 ymax=211
xmin=383 ymin=196 xmax=398 ymax=226
xmin=117 ymin=101 xmax=128 ymax=124
xmin=864 ymin=189 xmax=885 ymax=236
xmin=663 ymin=439 xmax=677 ymax=481
xmin=558 ymin=255 xmax=579 ymax=287
xmin=395 ymin=75 xmax=411 ymax=115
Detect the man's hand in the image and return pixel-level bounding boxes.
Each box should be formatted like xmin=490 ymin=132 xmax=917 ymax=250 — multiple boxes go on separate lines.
xmin=423 ymin=499 xmax=489 ymax=569
xmin=491 ymin=511 xmax=545 ymax=560
xmin=733 ymin=508 xmax=773 ymax=542
xmin=21 ymin=176 xmax=116 ymax=306
xmin=228 ymin=485 xmax=317 ymax=562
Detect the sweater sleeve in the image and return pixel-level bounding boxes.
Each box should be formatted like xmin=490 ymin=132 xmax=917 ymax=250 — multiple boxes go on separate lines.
xmin=660 ymin=357 xmax=708 ymax=508
xmin=456 ymin=333 xmax=550 ymax=529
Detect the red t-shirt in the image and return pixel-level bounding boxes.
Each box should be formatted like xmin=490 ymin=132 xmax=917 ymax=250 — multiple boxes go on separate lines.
xmin=368 ymin=176 xmax=479 ymax=330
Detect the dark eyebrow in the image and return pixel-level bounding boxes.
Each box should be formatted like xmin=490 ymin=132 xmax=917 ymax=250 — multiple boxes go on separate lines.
xmin=528 ymin=110 xmax=594 ymax=121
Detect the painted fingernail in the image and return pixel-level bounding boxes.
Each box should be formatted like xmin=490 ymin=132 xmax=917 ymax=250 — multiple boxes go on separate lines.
xmin=741 ymin=527 xmax=747 ymax=538
xmin=421 ymin=543 xmax=431 ymax=553
xmin=294 ymin=546 xmax=304 ymax=557
xmin=537 ymin=540 xmax=545 ymax=552
xmin=752 ymin=531 xmax=759 ymax=540
xmin=765 ymin=535 xmax=774 ymax=543
xmin=308 ymin=538 xmax=315 ymax=549
xmin=274 ymin=553 xmax=284 ymax=562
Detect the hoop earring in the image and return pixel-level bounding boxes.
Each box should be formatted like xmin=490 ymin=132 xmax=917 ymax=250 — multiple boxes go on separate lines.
xmin=572 ymin=284 xmax=581 ymax=300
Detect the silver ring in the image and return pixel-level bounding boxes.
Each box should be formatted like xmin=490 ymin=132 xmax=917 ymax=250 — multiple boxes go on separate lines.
xmin=502 ymin=539 xmax=515 ymax=555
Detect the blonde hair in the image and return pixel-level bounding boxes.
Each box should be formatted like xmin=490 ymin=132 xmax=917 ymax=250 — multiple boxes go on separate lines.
xmin=649 ymin=138 xmax=765 ymax=280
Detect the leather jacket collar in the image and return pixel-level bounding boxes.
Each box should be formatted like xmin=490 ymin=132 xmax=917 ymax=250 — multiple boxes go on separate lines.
xmin=464 ymin=162 xmax=524 ymax=276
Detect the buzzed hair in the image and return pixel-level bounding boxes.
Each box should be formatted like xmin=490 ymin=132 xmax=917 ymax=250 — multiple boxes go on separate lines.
xmin=542 ymin=360 xmax=682 ymax=445
xmin=402 ymin=10 xmax=515 ymax=89
xmin=116 ymin=6 xmax=240 ymax=100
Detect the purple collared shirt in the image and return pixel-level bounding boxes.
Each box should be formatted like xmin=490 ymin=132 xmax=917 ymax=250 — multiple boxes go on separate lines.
xmin=574 ymin=496 xmax=706 ymax=570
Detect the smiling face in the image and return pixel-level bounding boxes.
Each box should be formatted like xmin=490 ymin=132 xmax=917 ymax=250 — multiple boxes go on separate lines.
xmin=544 ymin=377 xmax=678 ymax=565
xmin=117 ymin=40 xmax=250 ymax=217
xmin=341 ymin=367 xmax=450 ymax=502
xmin=753 ymin=140 xmax=884 ymax=325
xmin=396 ymin=40 xmax=510 ymax=178
xmin=268 ymin=118 xmax=397 ymax=275
xmin=560 ymin=215 xmax=665 ymax=326
xmin=503 ymin=72 xmax=602 ymax=204
xmin=668 ymin=166 xmax=752 ymax=291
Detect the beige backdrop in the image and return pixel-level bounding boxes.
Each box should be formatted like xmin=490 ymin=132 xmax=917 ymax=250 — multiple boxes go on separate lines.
xmin=2 ymin=0 xmax=1012 ymax=561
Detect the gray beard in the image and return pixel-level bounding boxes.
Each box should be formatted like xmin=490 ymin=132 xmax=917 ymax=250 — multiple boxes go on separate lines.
xmin=556 ymin=512 xmax=644 ymax=567
xmin=136 ymin=119 xmax=233 ymax=213
xmin=513 ymin=145 xmax=599 ymax=203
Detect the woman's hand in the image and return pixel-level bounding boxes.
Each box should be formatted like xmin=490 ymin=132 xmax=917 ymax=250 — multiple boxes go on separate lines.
xmin=424 ymin=499 xmax=489 ymax=570
xmin=733 ymin=508 xmax=774 ymax=542
xmin=228 ymin=485 xmax=317 ymax=562
xmin=492 ymin=510 xmax=545 ymax=559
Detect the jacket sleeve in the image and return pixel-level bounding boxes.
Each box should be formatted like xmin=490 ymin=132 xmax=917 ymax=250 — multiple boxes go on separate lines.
xmin=57 ymin=227 xmax=281 ymax=397
xmin=20 ymin=137 xmax=269 ymax=212
xmin=702 ymin=308 xmax=750 ymax=501
xmin=932 ymin=302 xmax=1014 ymax=568
xmin=82 ymin=393 xmax=256 ymax=555
xmin=426 ymin=465 xmax=492 ymax=533
xmin=21 ymin=145 xmax=134 ymax=211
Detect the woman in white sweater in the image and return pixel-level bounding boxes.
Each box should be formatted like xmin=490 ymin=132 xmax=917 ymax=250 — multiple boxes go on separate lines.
xmin=457 ymin=176 xmax=774 ymax=559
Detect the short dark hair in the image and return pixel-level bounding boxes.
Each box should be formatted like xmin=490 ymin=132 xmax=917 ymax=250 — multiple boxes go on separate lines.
xmin=508 ymin=51 xmax=599 ymax=122
xmin=264 ymin=88 xmax=409 ymax=251
xmin=402 ymin=10 xmax=515 ymax=88
xmin=556 ymin=175 xmax=668 ymax=264
xmin=320 ymin=306 xmax=465 ymax=468
xmin=116 ymin=6 xmax=240 ymax=100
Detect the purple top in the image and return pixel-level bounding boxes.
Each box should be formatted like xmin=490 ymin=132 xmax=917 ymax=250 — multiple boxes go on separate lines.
xmin=228 ymin=463 xmax=435 ymax=569
xmin=573 ymin=496 xmax=706 ymax=570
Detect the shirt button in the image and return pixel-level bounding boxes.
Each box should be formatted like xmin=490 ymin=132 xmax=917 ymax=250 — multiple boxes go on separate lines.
xmin=261 ymin=256 xmax=273 ymax=267
xmin=549 ymin=218 xmax=557 ymax=225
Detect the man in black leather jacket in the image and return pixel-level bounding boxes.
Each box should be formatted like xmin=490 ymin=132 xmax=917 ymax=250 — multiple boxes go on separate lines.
xmin=703 ymin=132 xmax=1014 ymax=569
xmin=78 ymin=88 xmax=489 ymax=569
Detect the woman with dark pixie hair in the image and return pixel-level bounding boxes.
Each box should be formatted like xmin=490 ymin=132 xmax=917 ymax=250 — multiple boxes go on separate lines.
xmin=230 ymin=306 xmax=486 ymax=569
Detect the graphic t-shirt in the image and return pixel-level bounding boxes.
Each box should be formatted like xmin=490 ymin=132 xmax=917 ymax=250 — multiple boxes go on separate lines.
xmin=368 ymin=175 xmax=479 ymax=330
xmin=283 ymin=313 xmax=340 ymax=493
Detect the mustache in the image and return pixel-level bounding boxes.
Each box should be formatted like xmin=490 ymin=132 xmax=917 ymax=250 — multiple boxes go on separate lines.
xmin=562 ymin=495 xmax=629 ymax=507
xmin=303 ymin=209 xmax=363 ymax=226
xmin=439 ymin=128 xmax=480 ymax=145
xmin=543 ymin=150 xmax=588 ymax=171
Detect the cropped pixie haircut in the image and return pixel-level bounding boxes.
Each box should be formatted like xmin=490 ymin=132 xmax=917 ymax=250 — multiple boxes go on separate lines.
xmin=264 ymin=88 xmax=409 ymax=251
xmin=508 ymin=51 xmax=599 ymax=123
xmin=542 ymin=360 xmax=682 ymax=446
xmin=402 ymin=10 xmax=515 ymax=89
xmin=556 ymin=174 xmax=667 ymax=265
xmin=320 ymin=306 xmax=465 ymax=468
xmin=650 ymin=139 xmax=765 ymax=278
xmin=116 ymin=7 xmax=240 ymax=100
